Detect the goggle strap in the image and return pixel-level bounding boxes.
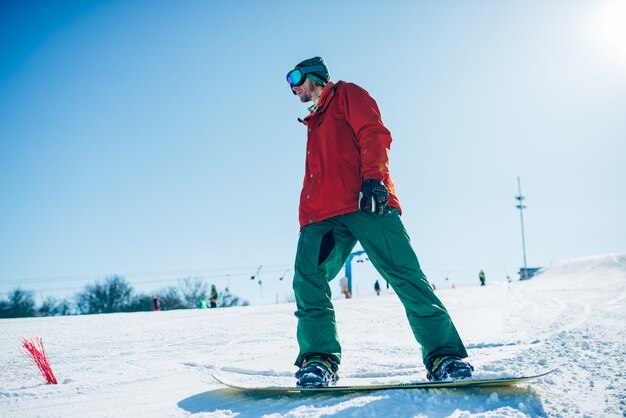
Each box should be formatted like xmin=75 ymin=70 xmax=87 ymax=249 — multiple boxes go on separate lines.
xmin=296 ymin=65 xmax=326 ymax=74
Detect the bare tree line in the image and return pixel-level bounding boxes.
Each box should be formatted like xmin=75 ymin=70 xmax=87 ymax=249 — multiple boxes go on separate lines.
xmin=0 ymin=275 xmax=248 ymax=318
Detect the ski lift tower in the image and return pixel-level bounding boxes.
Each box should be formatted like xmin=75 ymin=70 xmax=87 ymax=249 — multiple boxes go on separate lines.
xmin=515 ymin=177 xmax=529 ymax=280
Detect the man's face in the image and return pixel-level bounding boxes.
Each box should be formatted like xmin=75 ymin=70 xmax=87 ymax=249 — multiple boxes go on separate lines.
xmin=292 ymin=78 xmax=316 ymax=103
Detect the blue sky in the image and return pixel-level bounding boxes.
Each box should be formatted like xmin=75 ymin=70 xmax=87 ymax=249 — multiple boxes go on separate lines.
xmin=1 ymin=0 xmax=625 ymax=305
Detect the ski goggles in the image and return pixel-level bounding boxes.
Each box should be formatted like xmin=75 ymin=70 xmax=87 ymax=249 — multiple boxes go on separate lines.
xmin=286 ymin=65 xmax=327 ymax=87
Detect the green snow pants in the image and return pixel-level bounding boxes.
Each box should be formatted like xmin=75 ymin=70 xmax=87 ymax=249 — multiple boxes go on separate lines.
xmin=293 ymin=208 xmax=468 ymax=369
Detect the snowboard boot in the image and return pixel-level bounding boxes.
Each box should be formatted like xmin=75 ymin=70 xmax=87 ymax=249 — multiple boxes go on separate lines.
xmin=295 ymin=355 xmax=339 ymax=387
xmin=427 ymin=356 xmax=474 ymax=381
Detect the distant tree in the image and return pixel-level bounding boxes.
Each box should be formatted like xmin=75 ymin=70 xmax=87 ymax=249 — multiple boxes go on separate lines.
xmin=0 ymin=289 xmax=36 ymax=318
xmin=178 ymin=277 xmax=209 ymax=308
xmin=158 ymin=286 xmax=186 ymax=310
xmin=38 ymin=297 xmax=72 ymax=316
xmin=218 ymin=287 xmax=249 ymax=308
xmin=126 ymin=293 xmax=153 ymax=312
xmin=75 ymin=275 xmax=134 ymax=314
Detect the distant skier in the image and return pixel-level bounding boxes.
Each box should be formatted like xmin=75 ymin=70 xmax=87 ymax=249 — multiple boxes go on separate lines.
xmin=286 ymin=56 xmax=472 ymax=388
xmin=374 ymin=280 xmax=381 ymax=296
xmin=152 ymin=295 xmax=161 ymax=311
xmin=209 ymin=285 xmax=218 ymax=308
xmin=339 ymin=277 xmax=352 ymax=299
xmin=479 ymin=270 xmax=486 ymax=286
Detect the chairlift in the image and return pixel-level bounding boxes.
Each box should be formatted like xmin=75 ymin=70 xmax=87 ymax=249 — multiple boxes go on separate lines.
xmin=250 ymin=265 xmax=263 ymax=280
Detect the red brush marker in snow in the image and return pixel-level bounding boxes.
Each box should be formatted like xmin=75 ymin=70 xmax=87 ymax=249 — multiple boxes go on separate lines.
xmin=22 ymin=337 xmax=58 ymax=384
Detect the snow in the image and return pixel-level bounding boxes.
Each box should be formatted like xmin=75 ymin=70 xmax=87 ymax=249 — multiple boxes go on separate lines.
xmin=1 ymin=253 xmax=625 ymax=417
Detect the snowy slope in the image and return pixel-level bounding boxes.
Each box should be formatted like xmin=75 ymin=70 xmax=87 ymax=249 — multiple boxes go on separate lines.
xmin=1 ymin=253 xmax=624 ymax=417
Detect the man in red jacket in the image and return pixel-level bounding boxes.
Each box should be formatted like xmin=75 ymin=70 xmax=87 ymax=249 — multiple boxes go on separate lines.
xmin=287 ymin=57 xmax=472 ymax=387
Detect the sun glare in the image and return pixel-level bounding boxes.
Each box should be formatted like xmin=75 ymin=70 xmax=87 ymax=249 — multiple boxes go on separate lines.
xmin=591 ymin=0 xmax=626 ymax=72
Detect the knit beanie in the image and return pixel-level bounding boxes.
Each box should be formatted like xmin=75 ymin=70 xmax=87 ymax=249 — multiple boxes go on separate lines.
xmin=295 ymin=56 xmax=331 ymax=86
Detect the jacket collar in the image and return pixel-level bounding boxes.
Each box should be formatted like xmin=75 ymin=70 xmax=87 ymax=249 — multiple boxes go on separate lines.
xmin=299 ymin=81 xmax=339 ymax=124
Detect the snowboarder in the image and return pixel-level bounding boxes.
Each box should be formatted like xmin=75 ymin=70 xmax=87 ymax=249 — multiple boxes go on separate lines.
xmin=287 ymin=57 xmax=472 ymax=387
xmin=209 ymin=285 xmax=218 ymax=308
xmin=479 ymin=270 xmax=486 ymax=286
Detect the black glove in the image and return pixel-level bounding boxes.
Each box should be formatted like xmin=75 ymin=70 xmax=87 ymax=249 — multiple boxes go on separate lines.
xmin=359 ymin=179 xmax=389 ymax=215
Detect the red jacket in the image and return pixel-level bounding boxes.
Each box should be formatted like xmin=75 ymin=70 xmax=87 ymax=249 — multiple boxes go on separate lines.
xmin=298 ymin=81 xmax=402 ymax=228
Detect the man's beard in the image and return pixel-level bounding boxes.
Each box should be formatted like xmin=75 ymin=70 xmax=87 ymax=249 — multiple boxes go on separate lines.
xmin=299 ymin=91 xmax=313 ymax=103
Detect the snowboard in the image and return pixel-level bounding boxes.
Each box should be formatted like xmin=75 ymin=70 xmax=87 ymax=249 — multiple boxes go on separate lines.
xmin=212 ymin=369 xmax=554 ymax=393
